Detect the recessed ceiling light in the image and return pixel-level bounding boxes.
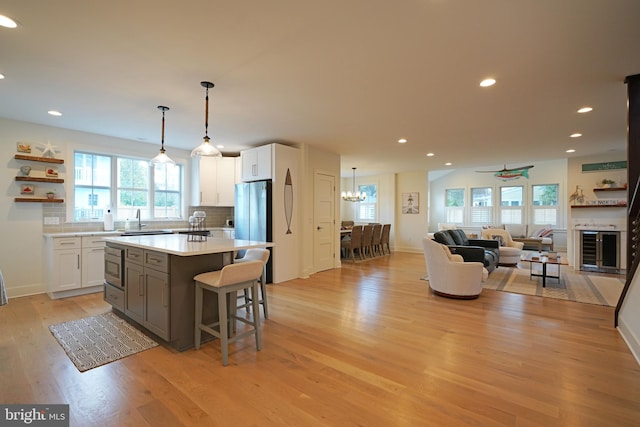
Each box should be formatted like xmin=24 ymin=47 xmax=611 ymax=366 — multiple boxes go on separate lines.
xmin=0 ymin=15 xmax=18 ymax=28
xmin=480 ymin=78 xmax=496 ymax=87
xmin=566 ymin=149 xmax=576 ymax=153
xmin=426 ymin=153 xmax=435 ymax=157
xmin=216 ymin=144 xmax=224 ymax=149
xmin=445 ymin=162 xmax=452 ymax=166
xmin=0 ymin=73 xmax=4 ymax=79
xmin=47 ymin=110 xmax=62 ymax=117
xmin=570 ymin=133 xmax=582 ymax=138
xmin=398 ymin=138 xmax=407 ymax=144
xmin=577 ymin=107 xmax=593 ymax=113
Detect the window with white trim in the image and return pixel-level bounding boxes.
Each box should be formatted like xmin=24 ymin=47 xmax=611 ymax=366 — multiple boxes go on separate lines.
xmin=532 ymin=184 xmax=558 ymax=225
xmin=73 ymin=151 xmax=183 ymax=221
xmin=470 ymin=187 xmax=492 ymax=224
xmin=445 ymin=188 xmax=464 ymax=224
xmin=356 ymin=184 xmax=377 ymax=222
xmin=499 ymin=186 xmax=523 ymax=224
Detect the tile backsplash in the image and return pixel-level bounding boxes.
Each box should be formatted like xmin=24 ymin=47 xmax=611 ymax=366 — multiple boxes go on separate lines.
xmin=42 ymin=204 xmax=234 ymax=232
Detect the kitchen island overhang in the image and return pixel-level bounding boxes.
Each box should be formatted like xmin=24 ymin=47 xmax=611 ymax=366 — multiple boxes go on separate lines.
xmin=103 ymin=234 xmax=273 ymax=351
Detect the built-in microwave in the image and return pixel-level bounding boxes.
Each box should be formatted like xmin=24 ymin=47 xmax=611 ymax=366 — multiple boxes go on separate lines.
xmin=104 ymin=246 xmax=124 ymax=287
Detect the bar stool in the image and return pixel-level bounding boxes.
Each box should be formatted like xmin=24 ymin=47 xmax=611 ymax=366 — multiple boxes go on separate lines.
xmin=235 ymin=248 xmax=270 ymax=318
xmin=194 ymin=260 xmax=264 ymax=366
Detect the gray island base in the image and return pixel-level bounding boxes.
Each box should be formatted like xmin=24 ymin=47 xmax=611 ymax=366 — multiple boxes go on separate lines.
xmin=103 ymin=234 xmax=273 ymax=351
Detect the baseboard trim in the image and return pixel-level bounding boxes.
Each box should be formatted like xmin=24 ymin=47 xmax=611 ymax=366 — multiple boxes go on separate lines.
xmin=618 ymin=320 xmax=640 ymax=367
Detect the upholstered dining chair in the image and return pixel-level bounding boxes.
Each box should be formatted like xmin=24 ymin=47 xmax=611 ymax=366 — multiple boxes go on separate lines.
xmin=361 ymin=225 xmax=374 ymax=258
xmin=371 ymin=223 xmax=382 ymax=256
xmin=422 ymin=237 xmax=487 ymax=299
xmin=341 ymin=225 xmax=363 ymax=262
xmin=380 ymin=224 xmax=391 ymax=255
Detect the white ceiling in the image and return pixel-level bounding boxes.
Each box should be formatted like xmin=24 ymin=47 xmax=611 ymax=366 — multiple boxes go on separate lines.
xmin=1 ymin=1 xmax=639 ymax=177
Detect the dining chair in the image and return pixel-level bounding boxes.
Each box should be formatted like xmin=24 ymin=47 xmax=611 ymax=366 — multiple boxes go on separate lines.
xmin=371 ymin=224 xmax=382 ymax=256
xmin=380 ymin=224 xmax=391 ymax=255
xmin=361 ymin=225 xmax=374 ymax=258
xmin=341 ymin=225 xmax=363 ymax=262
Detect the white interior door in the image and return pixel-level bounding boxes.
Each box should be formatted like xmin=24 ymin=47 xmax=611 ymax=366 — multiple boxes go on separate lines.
xmin=314 ymin=171 xmax=336 ymax=272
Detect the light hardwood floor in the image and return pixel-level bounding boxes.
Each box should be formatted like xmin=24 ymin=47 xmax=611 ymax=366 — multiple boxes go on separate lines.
xmin=1 ymin=253 xmax=639 ymax=426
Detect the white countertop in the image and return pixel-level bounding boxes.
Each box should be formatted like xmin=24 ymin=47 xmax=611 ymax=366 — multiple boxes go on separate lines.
xmin=43 ymin=227 xmax=234 ymax=238
xmin=103 ymin=234 xmax=272 ymax=256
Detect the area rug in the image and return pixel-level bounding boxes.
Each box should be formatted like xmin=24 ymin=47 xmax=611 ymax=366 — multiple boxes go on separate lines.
xmin=49 ymin=312 xmax=158 ymax=372
xmin=482 ymin=264 xmax=624 ymax=307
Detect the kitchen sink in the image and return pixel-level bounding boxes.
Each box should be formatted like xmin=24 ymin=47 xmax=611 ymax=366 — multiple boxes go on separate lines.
xmin=120 ymin=229 xmax=174 ymax=236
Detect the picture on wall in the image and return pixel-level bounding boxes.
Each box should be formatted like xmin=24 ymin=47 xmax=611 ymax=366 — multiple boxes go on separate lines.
xmin=402 ymin=192 xmax=419 ymax=214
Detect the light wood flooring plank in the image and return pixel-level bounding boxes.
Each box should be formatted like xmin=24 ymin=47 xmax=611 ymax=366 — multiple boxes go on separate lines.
xmin=1 ymin=253 xmax=639 ymax=426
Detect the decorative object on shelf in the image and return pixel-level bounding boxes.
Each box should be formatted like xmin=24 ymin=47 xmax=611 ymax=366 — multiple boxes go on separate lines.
xmin=190 ymin=81 xmax=222 ymax=158
xmin=402 ymin=192 xmax=419 ymax=214
xmin=475 ymin=164 xmax=534 ymax=181
xmin=45 ymin=166 xmax=59 ymax=177
xmin=17 ymin=142 xmax=31 ymax=153
xmin=36 ymin=141 xmax=61 ymax=158
xmin=46 ymin=191 xmax=56 ymax=199
xmin=600 ymin=178 xmax=616 ymax=188
xmin=569 ymin=185 xmax=584 ymax=205
xmin=341 ymin=167 xmax=366 ymax=202
xmin=19 ymin=165 xmax=32 ymax=176
xmin=21 ymin=184 xmax=35 ymax=194
xmin=150 ymin=106 xmax=175 ymax=165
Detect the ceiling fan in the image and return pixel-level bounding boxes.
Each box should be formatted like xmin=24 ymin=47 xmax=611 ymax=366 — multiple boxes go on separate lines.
xmin=475 ymin=164 xmax=534 ymax=173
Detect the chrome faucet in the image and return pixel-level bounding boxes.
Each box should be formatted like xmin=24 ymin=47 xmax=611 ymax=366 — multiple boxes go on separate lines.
xmin=135 ymin=209 xmax=144 ymax=230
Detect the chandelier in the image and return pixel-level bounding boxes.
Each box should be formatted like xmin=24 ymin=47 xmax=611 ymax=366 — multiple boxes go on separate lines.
xmin=341 ymin=167 xmax=367 ymax=202
xmin=191 ymin=81 xmax=222 ymax=157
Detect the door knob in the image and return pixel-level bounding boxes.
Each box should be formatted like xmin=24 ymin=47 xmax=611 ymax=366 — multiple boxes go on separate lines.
xmin=317 ymin=226 xmax=323 ymax=230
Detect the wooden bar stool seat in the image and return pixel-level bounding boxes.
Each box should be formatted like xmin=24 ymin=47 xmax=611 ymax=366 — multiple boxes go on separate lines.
xmin=194 ymin=260 xmax=264 ymax=366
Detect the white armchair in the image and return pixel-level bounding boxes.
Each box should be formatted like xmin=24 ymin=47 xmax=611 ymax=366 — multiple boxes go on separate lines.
xmin=422 ymin=237 xmax=487 ymax=299
xmin=481 ymin=228 xmax=523 ymax=265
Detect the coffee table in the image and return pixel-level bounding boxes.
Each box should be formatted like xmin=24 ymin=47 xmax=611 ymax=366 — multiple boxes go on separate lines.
xmin=520 ymin=252 xmax=564 ymax=287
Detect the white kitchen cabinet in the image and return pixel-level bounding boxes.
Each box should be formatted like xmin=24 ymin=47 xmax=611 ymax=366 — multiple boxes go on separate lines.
xmin=198 ymin=156 xmax=236 ymax=206
xmin=240 ymin=144 xmax=272 ymax=182
xmin=81 ymin=236 xmax=108 ymax=287
xmin=46 ymin=234 xmax=116 ymax=299
xmin=49 ymin=237 xmax=82 ymax=294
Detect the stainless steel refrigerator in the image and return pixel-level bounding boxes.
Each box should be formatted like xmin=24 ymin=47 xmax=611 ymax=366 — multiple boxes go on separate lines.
xmin=235 ymin=180 xmax=273 ymax=283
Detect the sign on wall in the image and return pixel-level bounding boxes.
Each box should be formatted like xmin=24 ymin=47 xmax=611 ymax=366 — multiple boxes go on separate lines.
xmin=581 ymin=161 xmax=627 ymax=172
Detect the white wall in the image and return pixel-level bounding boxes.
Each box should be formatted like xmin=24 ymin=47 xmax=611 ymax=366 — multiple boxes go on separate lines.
xmin=301 ymin=144 xmax=341 ymax=278
xmin=394 ymin=171 xmax=427 ymax=253
xmin=0 ymin=117 xmax=192 ymax=298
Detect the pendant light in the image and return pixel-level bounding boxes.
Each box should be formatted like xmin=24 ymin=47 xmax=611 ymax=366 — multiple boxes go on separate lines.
xmin=190 ymin=81 xmax=222 ymax=157
xmin=150 ymin=106 xmax=175 ymax=165
xmin=341 ymin=167 xmax=367 ymax=202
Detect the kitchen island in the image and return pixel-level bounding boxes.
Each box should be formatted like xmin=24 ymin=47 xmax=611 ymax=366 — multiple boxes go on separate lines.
xmin=103 ymin=234 xmax=273 ymax=351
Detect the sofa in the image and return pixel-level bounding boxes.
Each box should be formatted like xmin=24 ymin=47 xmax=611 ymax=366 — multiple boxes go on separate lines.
xmin=433 ymin=229 xmax=499 ymax=273
xmin=503 ymin=224 xmax=554 ymax=251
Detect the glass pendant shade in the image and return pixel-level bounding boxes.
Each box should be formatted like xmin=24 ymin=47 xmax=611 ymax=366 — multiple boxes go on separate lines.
xmin=151 ymin=106 xmax=175 ymax=165
xmin=191 ymin=81 xmax=221 ymax=158
xmin=342 ymin=167 xmax=366 ymax=202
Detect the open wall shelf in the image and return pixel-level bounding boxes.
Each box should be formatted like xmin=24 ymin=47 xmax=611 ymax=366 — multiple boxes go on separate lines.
xmin=14 ymin=197 xmax=64 ymax=203
xmin=14 ymin=154 xmax=64 ymax=164
xmin=15 ymin=176 xmax=64 ymax=184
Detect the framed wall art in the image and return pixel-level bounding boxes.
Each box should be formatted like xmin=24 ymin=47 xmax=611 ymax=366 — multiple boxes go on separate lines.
xmin=402 ymin=192 xmax=419 ymax=214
